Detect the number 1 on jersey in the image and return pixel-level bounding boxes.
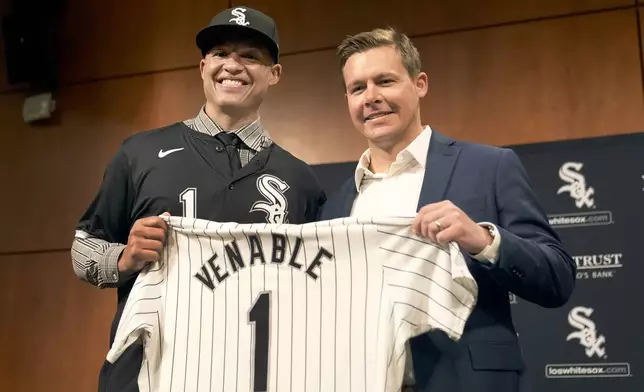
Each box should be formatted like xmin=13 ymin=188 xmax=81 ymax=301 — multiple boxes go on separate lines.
xmin=180 ymin=188 xmax=197 ymax=219
xmin=249 ymin=291 xmax=271 ymax=392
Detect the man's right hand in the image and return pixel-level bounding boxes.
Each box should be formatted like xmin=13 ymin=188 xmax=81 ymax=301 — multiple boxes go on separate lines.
xmin=118 ymin=213 xmax=170 ymax=273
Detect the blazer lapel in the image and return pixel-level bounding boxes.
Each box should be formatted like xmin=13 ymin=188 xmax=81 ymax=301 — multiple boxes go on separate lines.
xmin=417 ymin=131 xmax=461 ymax=211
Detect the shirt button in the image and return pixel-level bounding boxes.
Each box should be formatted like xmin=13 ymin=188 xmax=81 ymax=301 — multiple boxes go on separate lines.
xmin=112 ymin=273 xmax=117 ymax=279
xmin=229 ymin=184 xmax=234 ymax=190
xmin=215 ymin=145 xmax=224 ymax=152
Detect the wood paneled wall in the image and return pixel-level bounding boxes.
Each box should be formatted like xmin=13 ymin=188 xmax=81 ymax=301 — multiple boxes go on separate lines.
xmin=1 ymin=1 xmax=643 ymax=391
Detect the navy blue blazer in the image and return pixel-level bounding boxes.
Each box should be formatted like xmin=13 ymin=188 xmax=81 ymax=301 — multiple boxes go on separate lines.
xmin=318 ymin=131 xmax=575 ymax=392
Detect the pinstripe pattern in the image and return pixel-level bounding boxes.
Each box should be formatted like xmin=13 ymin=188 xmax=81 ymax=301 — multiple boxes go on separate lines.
xmin=71 ymin=107 xmax=273 ymax=288
xmin=106 ymin=216 xmax=478 ymax=392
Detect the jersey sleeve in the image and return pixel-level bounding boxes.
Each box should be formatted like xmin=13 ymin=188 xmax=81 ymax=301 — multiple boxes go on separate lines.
xmin=303 ymin=168 xmax=327 ymax=223
xmin=384 ymin=234 xmax=478 ymax=342
xmin=306 ymin=187 xmax=327 ymax=223
xmin=76 ymin=145 xmax=136 ymax=245
xmin=106 ymin=261 xmax=164 ymax=365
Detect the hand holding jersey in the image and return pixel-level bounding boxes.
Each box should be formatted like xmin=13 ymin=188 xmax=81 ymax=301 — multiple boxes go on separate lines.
xmin=118 ymin=212 xmax=171 ymax=274
xmin=412 ymin=201 xmax=494 ymax=255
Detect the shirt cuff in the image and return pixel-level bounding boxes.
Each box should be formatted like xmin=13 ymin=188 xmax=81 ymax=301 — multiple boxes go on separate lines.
xmin=98 ymin=244 xmax=127 ymax=285
xmin=469 ymin=222 xmax=501 ymax=263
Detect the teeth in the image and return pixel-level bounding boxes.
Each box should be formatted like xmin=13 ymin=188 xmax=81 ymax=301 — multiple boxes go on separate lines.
xmin=221 ymin=79 xmax=244 ymax=86
xmin=366 ymin=112 xmax=390 ymax=121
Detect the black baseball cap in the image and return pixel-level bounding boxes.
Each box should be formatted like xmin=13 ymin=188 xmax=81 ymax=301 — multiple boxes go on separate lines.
xmin=196 ymin=6 xmax=280 ymax=64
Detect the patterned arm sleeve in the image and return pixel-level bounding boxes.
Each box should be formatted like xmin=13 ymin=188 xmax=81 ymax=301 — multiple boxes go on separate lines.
xmin=71 ymin=233 xmax=128 ymax=288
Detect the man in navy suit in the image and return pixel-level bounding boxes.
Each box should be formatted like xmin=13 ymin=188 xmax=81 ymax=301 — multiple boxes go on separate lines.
xmin=319 ymin=27 xmax=576 ymax=392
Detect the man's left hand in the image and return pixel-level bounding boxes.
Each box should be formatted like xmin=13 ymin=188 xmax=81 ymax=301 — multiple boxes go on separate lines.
xmin=412 ymin=200 xmax=492 ymax=254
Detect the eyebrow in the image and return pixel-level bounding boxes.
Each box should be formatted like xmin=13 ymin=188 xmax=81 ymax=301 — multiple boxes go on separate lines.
xmin=375 ymin=72 xmax=399 ymax=79
xmin=346 ymin=72 xmax=399 ymax=89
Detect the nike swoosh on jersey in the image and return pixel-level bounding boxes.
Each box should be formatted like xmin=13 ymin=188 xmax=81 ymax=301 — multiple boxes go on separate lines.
xmin=158 ymin=148 xmax=185 ymax=158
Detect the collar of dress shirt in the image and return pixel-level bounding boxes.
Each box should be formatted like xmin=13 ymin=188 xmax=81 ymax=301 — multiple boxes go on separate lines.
xmin=193 ymin=105 xmax=272 ymax=151
xmin=354 ymin=125 xmax=433 ymax=192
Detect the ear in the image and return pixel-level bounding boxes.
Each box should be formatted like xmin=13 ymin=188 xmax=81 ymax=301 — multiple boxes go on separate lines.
xmin=414 ymin=71 xmax=428 ymax=98
xmin=199 ymin=58 xmax=207 ymax=80
xmin=341 ymin=76 xmax=349 ymax=99
xmin=268 ymin=64 xmax=282 ymax=86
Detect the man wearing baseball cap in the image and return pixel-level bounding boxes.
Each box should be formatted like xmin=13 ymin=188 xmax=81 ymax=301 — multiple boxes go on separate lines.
xmin=73 ymin=6 xmax=326 ymax=392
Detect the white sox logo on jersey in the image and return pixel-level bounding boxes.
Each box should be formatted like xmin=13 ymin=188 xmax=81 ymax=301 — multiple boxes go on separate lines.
xmin=557 ymin=162 xmax=595 ymax=209
xmin=566 ymin=306 xmax=606 ymax=358
xmin=250 ymin=174 xmax=290 ymax=224
xmin=229 ymin=7 xmax=250 ymax=26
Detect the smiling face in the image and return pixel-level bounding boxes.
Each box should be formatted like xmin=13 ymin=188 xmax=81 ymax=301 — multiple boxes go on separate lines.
xmin=342 ymin=45 xmax=428 ymax=152
xmin=200 ymin=40 xmax=281 ymax=119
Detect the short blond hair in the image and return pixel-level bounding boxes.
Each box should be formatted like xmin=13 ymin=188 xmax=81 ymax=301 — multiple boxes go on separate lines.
xmin=336 ymin=28 xmax=422 ymax=78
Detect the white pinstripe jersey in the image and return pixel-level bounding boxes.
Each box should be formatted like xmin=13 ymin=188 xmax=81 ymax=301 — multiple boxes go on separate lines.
xmin=106 ymin=216 xmax=478 ymax=392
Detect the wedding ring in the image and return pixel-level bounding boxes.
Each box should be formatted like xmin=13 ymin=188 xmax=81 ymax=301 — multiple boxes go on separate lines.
xmin=434 ymin=220 xmax=443 ymax=231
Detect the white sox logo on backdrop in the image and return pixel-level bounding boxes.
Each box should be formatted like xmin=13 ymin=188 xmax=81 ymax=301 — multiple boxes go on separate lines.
xmin=548 ymin=161 xmax=612 ymax=228
xmin=545 ymin=305 xmax=630 ymax=379
xmin=566 ymin=306 xmax=606 ymax=359
xmin=251 ymin=174 xmax=290 ymax=224
xmin=557 ymin=162 xmax=595 ymax=209
xmin=229 ymin=7 xmax=250 ymax=26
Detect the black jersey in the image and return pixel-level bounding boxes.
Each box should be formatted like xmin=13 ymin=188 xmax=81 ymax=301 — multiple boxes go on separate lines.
xmin=78 ymin=122 xmax=325 ymax=243
xmin=77 ymin=122 xmax=326 ymax=343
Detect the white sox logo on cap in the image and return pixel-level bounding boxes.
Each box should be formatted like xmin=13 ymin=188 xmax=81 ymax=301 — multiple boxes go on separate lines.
xmin=229 ymin=7 xmax=250 ymax=26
